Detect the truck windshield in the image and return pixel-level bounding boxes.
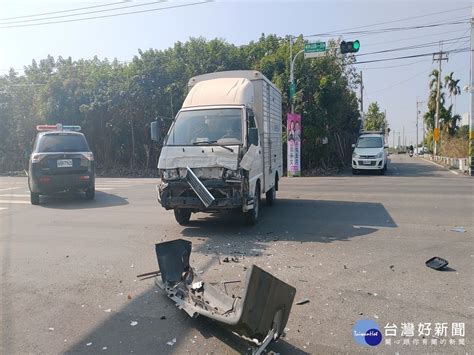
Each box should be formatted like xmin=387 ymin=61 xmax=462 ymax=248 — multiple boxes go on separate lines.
xmin=356 ymin=137 xmax=383 ymax=148
xmin=166 ymin=108 xmax=242 ymax=146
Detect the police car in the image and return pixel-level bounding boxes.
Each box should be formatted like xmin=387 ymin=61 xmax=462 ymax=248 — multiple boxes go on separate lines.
xmin=28 ymin=124 xmax=95 ymax=205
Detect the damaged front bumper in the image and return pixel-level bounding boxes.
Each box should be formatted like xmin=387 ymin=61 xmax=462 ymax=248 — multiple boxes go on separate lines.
xmin=152 ymin=239 xmax=296 ymax=353
xmin=158 ymin=167 xmax=248 ymax=211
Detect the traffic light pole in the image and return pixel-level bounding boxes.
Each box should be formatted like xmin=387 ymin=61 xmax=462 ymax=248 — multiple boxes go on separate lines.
xmin=290 ymin=48 xmax=304 ymax=114
xmin=432 ymin=49 xmax=448 ymax=156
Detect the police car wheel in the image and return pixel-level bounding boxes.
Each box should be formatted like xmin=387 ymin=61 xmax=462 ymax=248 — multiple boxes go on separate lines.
xmin=85 ymin=186 xmax=95 ymax=200
xmin=30 ymin=192 xmax=40 ymax=205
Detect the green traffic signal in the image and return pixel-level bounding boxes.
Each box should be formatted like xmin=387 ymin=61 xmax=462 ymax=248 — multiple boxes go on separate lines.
xmin=340 ymin=40 xmax=360 ymax=54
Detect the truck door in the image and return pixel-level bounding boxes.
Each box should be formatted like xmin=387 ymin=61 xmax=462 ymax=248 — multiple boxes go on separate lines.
xmin=246 ymin=109 xmax=263 ymax=197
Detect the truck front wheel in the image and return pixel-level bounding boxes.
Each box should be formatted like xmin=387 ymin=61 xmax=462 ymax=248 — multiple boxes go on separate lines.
xmin=174 ymin=208 xmax=191 ymax=225
xmin=245 ymin=184 xmax=260 ymax=226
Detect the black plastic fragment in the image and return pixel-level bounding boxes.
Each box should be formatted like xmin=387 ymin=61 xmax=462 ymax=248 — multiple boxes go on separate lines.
xmin=425 ymin=256 xmax=449 ymax=270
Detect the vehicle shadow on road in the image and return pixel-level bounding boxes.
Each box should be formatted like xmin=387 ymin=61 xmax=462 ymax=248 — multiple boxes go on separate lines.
xmin=64 ymin=286 xmax=307 ymax=355
xmin=180 ymin=198 xmax=396 ymax=256
xmin=37 ymin=191 xmax=128 ymax=209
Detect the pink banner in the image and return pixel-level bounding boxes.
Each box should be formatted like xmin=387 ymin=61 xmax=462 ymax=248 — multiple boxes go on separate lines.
xmin=287 ymin=113 xmax=301 ymax=177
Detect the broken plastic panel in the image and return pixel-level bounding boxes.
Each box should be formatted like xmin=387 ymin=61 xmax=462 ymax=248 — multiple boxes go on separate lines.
xmin=425 ymin=256 xmax=449 ymax=270
xmin=154 ymin=239 xmax=296 ymax=352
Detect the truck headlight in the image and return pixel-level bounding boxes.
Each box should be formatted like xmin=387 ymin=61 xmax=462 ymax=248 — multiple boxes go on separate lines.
xmin=162 ymin=169 xmax=180 ymax=180
xmin=376 ymin=152 xmax=383 ymax=159
xmin=223 ymin=169 xmax=242 ymax=180
xmin=352 ymin=152 xmax=359 ymax=159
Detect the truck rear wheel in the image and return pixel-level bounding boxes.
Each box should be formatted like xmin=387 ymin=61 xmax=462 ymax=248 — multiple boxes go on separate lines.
xmin=245 ymin=184 xmax=260 ymax=226
xmin=174 ymin=208 xmax=191 ymax=225
xmin=266 ymin=185 xmax=276 ymax=206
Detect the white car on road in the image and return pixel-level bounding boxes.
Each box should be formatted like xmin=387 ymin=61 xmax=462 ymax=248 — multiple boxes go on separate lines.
xmin=352 ymin=133 xmax=388 ymax=175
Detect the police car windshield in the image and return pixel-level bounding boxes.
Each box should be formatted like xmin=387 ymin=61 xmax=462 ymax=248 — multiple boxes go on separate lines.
xmin=37 ymin=133 xmax=89 ymax=152
xmin=356 ymin=137 xmax=383 ymax=148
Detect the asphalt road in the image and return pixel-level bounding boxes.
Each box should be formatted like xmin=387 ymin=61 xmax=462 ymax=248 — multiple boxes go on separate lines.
xmin=0 ymin=154 xmax=473 ymax=354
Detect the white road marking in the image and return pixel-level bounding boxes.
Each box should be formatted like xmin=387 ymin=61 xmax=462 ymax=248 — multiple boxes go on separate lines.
xmin=96 ymin=187 xmax=115 ymax=190
xmin=450 ymin=170 xmax=459 ymax=175
xmin=0 ymin=200 xmax=30 ymax=204
xmin=0 ymin=194 xmax=30 ymax=197
xmin=0 ymin=187 xmax=22 ymax=192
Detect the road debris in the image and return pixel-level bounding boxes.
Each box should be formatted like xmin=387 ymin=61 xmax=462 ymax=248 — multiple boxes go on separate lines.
xmin=152 ymin=239 xmax=296 ymax=355
xmin=104 ymin=309 xmax=111 ymax=313
xmin=389 ymin=265 xmax=395 ymax=271
xmin=127 ymin=294 xmax=132 ymax=300
xmin=48 ymin=327 xmax=54 ymax=331
xmin=130 ymin=321 xmax=138 ymax=327
xmin=450 ymin=226 xmax=466 ymax=233
xmin=86 ymin=342 xmax=92 ymax=346
xmin=425 ymin=256 xmax=449 ymax=270
xmin=296 ymin=298 xmax=310 ymax=305
xmin=166 ymin=338 xmax=177 ymax=346
xmin=222 ymin=256 xmax=239 ymax=263
xmin=102 ymin=346 xmax=107 ymax=351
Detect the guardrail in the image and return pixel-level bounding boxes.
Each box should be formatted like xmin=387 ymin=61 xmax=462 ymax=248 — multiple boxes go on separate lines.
xmin=423 ymin=155 xmax=469 ymax=173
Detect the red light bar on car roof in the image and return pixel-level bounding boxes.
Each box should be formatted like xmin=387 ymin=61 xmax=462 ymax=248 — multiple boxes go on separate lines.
xmin=36 ymin=124 xmax=81 ymax=132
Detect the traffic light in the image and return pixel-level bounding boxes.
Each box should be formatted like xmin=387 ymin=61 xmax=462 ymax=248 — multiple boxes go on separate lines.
xmin=340 ymin=40 xmax=360 ymax=54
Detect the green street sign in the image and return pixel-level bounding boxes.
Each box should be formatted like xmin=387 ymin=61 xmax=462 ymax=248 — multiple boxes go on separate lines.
xmin=304 ymin=41 xmax=326 ymax=53
xmin=289 ymin=83 xmax=296 ymax=99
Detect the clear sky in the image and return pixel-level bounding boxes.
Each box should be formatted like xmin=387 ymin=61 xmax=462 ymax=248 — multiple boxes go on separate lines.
xmin=1 ymin=0 xmax=472 ymax=147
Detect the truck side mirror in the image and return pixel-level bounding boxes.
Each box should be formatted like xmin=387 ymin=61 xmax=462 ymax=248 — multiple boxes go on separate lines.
xmin=248 ymin=127 xmax=259 ymax=146
xmin=351 ymin=143 xmax=355 ymax=148
xmin=151 ymin=121 xmax=161 ymax=142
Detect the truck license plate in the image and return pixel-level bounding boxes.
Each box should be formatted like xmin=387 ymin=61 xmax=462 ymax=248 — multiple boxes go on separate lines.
xmin=57 ymin=159 xmax=73 ymax=168
xmin=362 ymin=160 xmax=371 ymax=165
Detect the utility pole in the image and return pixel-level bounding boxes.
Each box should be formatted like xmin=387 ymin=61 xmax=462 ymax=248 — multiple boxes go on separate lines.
xmin=392 ymin=130 xmax=395 ymax=148
xmin=433 ymin=45 xmax=449 ymax=156
xmin=360 ymin=71 xmax=364 ymax=114
xmin=469 ymin=7 xmax=474 ymax=175
xmin=402 ymin=126 xmax=405 ymax=149
xmin=416 ymin=99 xmax=424 ymax=154
xmin=398 ymin=132 xmax=400 ymax=150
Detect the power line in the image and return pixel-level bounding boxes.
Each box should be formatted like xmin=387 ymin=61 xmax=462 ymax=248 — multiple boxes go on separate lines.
xmin=0 ymin=1 xmax=212 ymax=29
xmin=363 ymin=28 xmax=468 ymax=48
xmin=0 ymin=1 xmax=128 ymax=22
xmin=359 ymin=58 xmax=432 ymax=70
xmin=0 ymin=0 xmax=166 ymax=25
xmin=301 ymin=5 xmax=471 ymax=39
xmin=304 ymin=18 xmax=469 ymax=39
xmin=353 ymin=47 xmax=470 ymax=65
xmin=357 ymin=36 xmax=469 ymax=57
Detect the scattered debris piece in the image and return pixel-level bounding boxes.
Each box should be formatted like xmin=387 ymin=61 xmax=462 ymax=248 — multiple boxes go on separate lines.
xmin=343 ymin=265 xmax=348 ymax=269
xmin=130 ymin=264 xmax=135 ymax=268
xmin=389 ymin=265 xmax=395 ymax=271
xmin=102 ymin=346 xmax=107 ymax=351
xmin=425 ymin=256 xmax=449 ymax=270
xmin=160 ymin=316 xmax=166 ymax=320
xmin=191 ymin=281 xmax=203 ymax=290
xmin=296 ymin=298 xmax=310 ymax=305
xmin=48 ymin=327 xmax=54 ymax=331
xmin=86 ymin=343 xmax=92 ymax=346
xmin=152 ymin=239 xmax=295 ymax=354
xmin=130 ymin=321 xmax=138 ymax=327
xmin=127 ymin=294 xmax=132 ymax=300
xmin=166 ymin=338 xmax=177 ymax=346
xmin=450 ymin=226 xmax=466 ymax=233
xmin=104 ymin=309 xmax=111 ymax=313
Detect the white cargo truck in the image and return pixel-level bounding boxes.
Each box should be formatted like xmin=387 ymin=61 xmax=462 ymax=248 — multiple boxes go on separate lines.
xmin=151 ymin=70 xmax=283 ymax=225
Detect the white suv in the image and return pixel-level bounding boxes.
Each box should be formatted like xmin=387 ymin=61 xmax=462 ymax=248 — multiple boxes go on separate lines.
xmin=352 ymin=133 xmax=388 ymax=175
